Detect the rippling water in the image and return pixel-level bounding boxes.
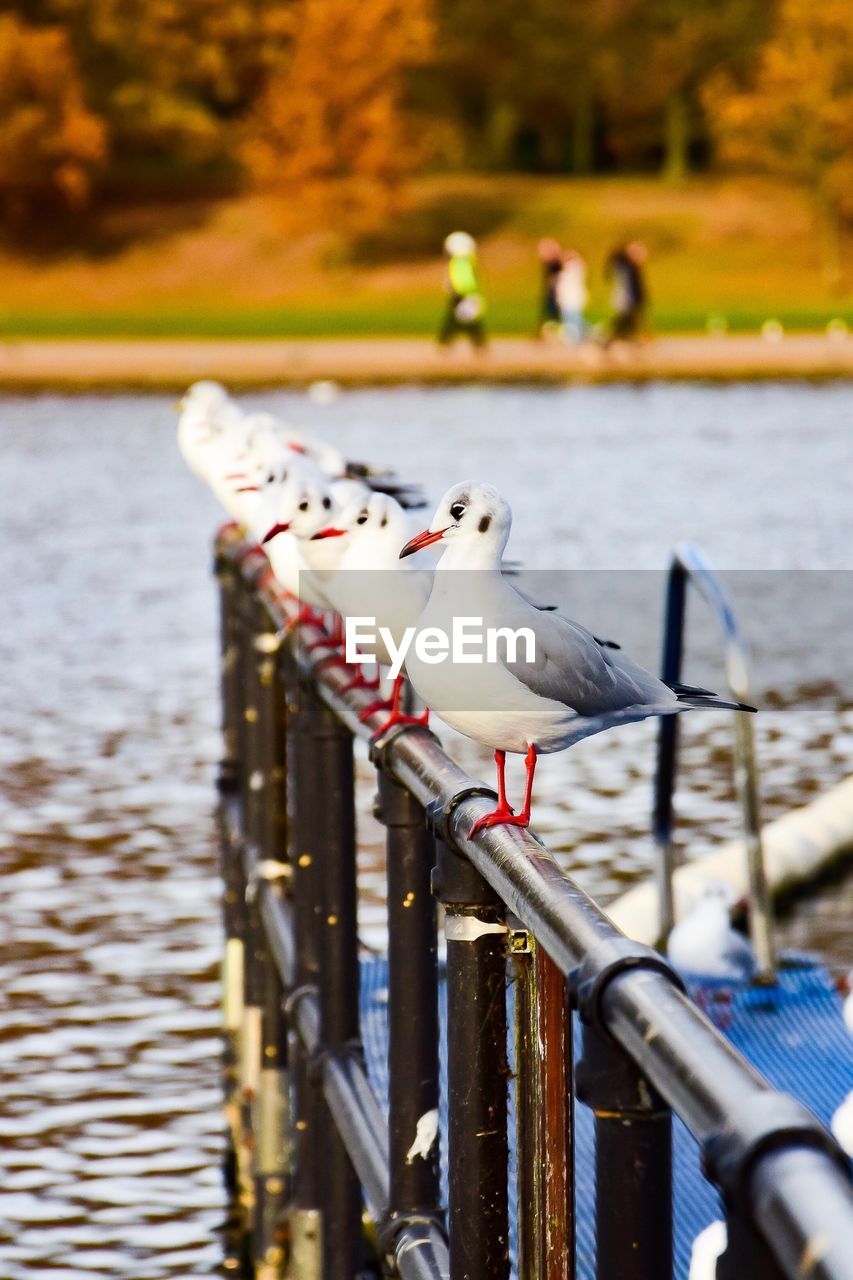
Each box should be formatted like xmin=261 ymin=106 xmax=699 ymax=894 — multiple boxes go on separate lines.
xmin=1 ymin=383 xmax=851 ymax=1277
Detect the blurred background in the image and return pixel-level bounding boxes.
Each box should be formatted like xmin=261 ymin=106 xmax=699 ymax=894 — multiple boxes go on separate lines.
xmin=1 ymin=0 xmax=852 ymax=337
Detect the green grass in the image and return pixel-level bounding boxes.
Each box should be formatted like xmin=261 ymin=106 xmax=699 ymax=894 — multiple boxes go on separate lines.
xmin=1 ymin=174 xmax=851 ymax=338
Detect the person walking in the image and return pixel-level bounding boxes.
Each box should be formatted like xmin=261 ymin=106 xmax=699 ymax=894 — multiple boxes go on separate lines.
xmin=604 ymin=240 xmax=649 ymax=346
xmin=536 ymin=237 xmax=563 ymax=338
xmin=437 ymin=231 xmax=487 ymax=349
xmin=555 ymin=248 xmax=589 ymax=343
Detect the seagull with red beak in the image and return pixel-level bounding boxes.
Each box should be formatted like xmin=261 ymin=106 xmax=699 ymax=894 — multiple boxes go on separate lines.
xmin=400 ymin=481 xmax=756 ymax=839
xmin=326 ymin=491 xmax=433 ymax=730
xmin=259 ymin=469 xmax=359 ymax=618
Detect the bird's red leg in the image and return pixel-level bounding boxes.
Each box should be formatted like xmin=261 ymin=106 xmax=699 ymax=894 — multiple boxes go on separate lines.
xmin=516 ymin=744 xmax=538 ymax=825
xmin=339 ymin=660 xmax=380 ymax=693
xmin=495 ymin=750 xmax=512 ymax=812
xmin=362 ymin=673 xmax=430 ymax=734
xmin=468 ymin=745 xmax=537 ymax=838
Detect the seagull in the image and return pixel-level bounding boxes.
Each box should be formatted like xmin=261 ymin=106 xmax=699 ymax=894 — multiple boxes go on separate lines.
xmin=666 ymin=882 xmax=758 ymax=982
xmin=259 ymin=467 xmax=357 ymax=618
xmin=399 ymin=481 xmax=755 ymax=837
xmin=326 ymin=491 xmax=433 ymax=727
xmin=176 ymin=380 xmax=245 ymax=481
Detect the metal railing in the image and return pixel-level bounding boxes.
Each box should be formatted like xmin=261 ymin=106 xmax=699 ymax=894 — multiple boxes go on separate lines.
xmin=215 ymin=525 xmax=853 ymax=1280
xmin=652 ymin=543 xmax=774 ymax=976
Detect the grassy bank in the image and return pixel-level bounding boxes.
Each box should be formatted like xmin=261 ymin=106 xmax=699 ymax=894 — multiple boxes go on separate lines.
xmin=3 ymin=175 xmax=851 ymax=338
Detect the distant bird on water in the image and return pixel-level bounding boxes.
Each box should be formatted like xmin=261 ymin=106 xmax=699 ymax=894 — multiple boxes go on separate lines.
xmin=667 ymin=882 xmax=758 ymax=982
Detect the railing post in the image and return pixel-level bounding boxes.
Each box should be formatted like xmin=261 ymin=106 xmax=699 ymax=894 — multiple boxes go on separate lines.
xmin=512 ymin=929 xmax=575 ymax=1280
xmin=433 ymin=834 xmax=509 ymax=1280
xmin=374 ymin=764 xmax=443 ymax=1252
xmin=288 ymin=666 xmax=363 ymax=1279
xmin=576 ymin=1022 xmax=673 ymax=1280
xmin=252 ymin=603 xmax=291 ymax=1279
xmin=313 ymin=689 xmax=364 ymax=1280
xmin=216 ymin=556 xmax=245 ymax=1206
xmin=285 ymin=652 xmax=324 ymax=1275
xmin=653 ymin=559 xmax=686 ymax=942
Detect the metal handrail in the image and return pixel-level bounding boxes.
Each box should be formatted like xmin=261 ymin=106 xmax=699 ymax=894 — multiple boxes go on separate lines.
xmin=217 ymin=527 xmax=853 ymax=1280
xmin=653 ymin=541 xmax=774 ymax=978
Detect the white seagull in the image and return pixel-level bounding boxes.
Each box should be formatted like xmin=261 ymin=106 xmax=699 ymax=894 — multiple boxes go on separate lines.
xmin=666 ymin=883 xmax=757 ymax=982
xmin=400 ymin=481 xmax=755 ymax=837
xmin=259 ymin=468 xmax=359 ymax=620
xmin=327 ymin=491 xmax=433 ymax=728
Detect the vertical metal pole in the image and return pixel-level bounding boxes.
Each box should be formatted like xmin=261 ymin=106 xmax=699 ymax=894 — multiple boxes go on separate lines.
xmin=253 ymin=603 xmax=291 ymax=1280
xmin=653 ymin=560 xmax=686 ymax=942
xmin=434 ymin=840 xmax=509 ymax=1280
xmin=312 ymin=689 xmax=363 ymax=1280
xmin=216 ymin=556 xmax=244 ymax=1207
xmin=241 ymin=592 xmax=266 ymax=1242
xmin=513 ymin=931 xmax=575 ymax=1280
xmin=731 ymin=702 xmax=775 ymax=980
xmin=576 ymin=1023 xmax=673 ymax=1280
xmin=375 ymin=770 xmax=442 ymax=1243
xmin=286 ymin=655 xmax=324 ymax=1274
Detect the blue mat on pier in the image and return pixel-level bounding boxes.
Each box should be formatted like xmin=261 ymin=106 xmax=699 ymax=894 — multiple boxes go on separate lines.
xmin=358 ymin=956 xmax=853 ymax=1280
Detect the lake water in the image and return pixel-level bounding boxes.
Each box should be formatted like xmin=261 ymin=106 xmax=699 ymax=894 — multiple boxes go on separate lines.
xmin=1 ymin=382 xmax=851 ymax=1277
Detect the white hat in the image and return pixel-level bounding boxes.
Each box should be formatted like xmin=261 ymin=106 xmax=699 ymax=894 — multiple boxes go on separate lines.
xmin=444 ymin=231 xmax=476 ymax=256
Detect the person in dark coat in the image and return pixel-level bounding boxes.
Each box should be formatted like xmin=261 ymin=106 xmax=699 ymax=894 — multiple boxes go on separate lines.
xmin=604 ymin=240 xmax=649 ymax=345
xmin=536 ymin=237 xmax=563 ymax=338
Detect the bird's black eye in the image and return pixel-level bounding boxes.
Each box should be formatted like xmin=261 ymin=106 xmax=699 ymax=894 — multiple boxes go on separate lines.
xmin=478 ymin=515 xmax=491 ymax=534
xmin=298 ymin=500 xmax=309 ymax=512
xmin=356 ymin=510 xmax=369 ymax=525
xmin=322 ymin=496 xmax=332 ymax=510
xmin=450 ymin=502 xmax=466 ymax=521
xmin=267 ymin=473 xmax=275 ymax=483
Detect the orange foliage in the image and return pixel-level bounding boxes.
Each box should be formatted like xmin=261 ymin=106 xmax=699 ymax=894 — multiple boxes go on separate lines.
xmin=0 ymin=14 xmax=107 ymax=214
xmin=706 ymin=0 xmax=853 ymax=220
xmin=244 ymin=0 xmax=433 ymax=228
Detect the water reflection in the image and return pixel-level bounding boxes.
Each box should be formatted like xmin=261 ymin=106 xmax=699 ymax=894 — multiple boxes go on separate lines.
xmin=1 ymin=384 xmax=851 ymax=1276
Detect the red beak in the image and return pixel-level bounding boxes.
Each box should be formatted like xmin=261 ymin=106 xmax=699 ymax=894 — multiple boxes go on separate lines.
xmin=399 ymin=527 xmax=448 ymax=558
xmin=310 ymin=527 xmax=347 ymax=540
xmin=261 ymin=521 xmax=291 ymax=544
xmin=288 ymin=442 xmax=307 ymax=454
xmin=226 ymin=471 xmax=247 ymax=481
xmin=234 ymin=484 xmax=259 ymax=493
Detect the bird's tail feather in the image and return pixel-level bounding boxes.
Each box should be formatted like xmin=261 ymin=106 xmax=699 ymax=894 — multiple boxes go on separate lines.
xmin=673 ymin=687 xmax=757 ymax=714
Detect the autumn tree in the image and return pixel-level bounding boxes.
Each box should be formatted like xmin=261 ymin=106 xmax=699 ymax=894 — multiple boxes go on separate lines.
xmin=244 ymin=0 xmax=432 ymax=227
xmin=24 ymin=0 xmax=296 ymax=173
xmin=0 ymin=13 xmax=107 ymax=217
xmin=425 ymin=0 xmax=608 ymax=172
xmin=596 ymin=0 xmax=772 ymax=182
xmin=706 ymin=0 xmax=853 ymax=285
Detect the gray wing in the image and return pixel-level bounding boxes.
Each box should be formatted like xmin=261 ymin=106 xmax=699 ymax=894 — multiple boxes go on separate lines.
xmin=500 ymin=591 xmax=676 ymax=716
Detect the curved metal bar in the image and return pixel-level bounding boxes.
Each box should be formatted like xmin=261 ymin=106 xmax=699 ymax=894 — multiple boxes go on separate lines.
xmin=217 ymin=528 xmax=852 ymax=1280
xmin=654 ymin=542 xmax=774 ymax=978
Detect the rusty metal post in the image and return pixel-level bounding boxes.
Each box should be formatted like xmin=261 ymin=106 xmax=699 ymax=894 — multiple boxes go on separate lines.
xmin=512 ymin=927 xmax=575 ymax=1280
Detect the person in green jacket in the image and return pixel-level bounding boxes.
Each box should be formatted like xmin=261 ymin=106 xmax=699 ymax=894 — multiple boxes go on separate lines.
xmin=438 ymin=231 xmax=488 ymax=348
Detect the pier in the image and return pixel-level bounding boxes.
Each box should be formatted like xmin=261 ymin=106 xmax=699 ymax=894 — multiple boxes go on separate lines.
xmin=215 ymin=523 xmax=853 ymax=1280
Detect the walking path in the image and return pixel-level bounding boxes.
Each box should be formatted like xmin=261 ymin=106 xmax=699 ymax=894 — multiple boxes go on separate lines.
xmin=0 ymin=333 xmax=851 ymax=391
